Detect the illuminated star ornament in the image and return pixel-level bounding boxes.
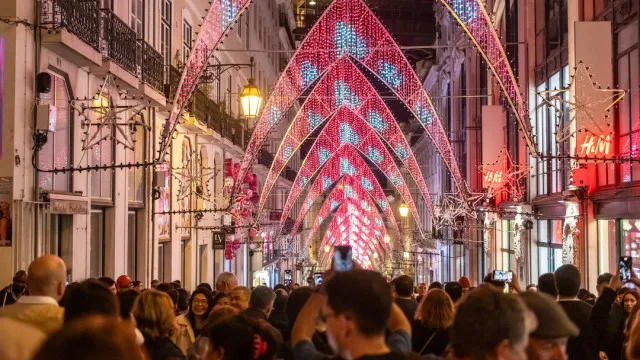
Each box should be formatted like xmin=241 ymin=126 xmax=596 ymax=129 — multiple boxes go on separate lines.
xmin=479 ymin=148 xmax=530 ymax=202
xmin=72 ymin=74 xmax=149 ymax=152
xmin=537 ymin=61 xmax=625 ymax=159
xmin=433 ymin=193 xmax=478 ymax=231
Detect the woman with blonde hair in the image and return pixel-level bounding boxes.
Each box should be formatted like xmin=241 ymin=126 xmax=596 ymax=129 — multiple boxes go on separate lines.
xmin=133 ymin=290 xmax=184 ymax=360
xmin=411 ymin=289 xmax=453 ymax=356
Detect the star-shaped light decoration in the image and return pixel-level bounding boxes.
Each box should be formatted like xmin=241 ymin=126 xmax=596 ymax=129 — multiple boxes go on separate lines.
xmin=537 ymin=61 xmax=625 ymax=160
xmin=71 ymin=74 xmax=150 ymax=152
xmin=479 ymin=148 xmax=530 ymax=202
xmin=433 ymin=193 xmax=478 ymax=231
xmin=172 ymin=160 xmax=220 ymax=202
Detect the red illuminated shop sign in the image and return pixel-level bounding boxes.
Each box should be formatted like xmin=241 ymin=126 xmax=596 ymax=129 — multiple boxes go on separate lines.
xmin=483 ymin=170 xmax=504 ymax=186
xmin=578 ymin=133 xmax=612 ymax=158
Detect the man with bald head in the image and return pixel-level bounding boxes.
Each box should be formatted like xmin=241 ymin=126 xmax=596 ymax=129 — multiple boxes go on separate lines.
xmin=0 ymin=255 xmax=67 ymax=334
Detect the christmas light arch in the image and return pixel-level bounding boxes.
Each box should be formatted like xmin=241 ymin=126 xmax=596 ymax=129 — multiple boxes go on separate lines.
xmin=157 ymin=0 xmax=252 ymax=161
xmin=238 ymin=0 xmax=469 ymax=202
xmin=285 ymin=167 xmax=401 ymax=242
xmin=440 ymin=0 xmax=536 ymax=156
xmin=259 ymin=57 xmax=433 ymax=217
xmin=279 ymin=108 xmax=424 ymax=234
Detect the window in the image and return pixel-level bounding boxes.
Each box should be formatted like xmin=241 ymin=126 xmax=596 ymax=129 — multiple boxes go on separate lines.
xmin=183 ymin=20 xmax=192 ymax=65
xmin=537 ymin=219 xmax=564 ymax=276
xmin=161 ymin=0 xmax=172 ymax=67
xmin=622 ymin=219 xmax=640 ymax=273
xmin=127 ymin=211 xmax=138 ymax=277
xmin=90 ymin=210 xmax=105 ymax=278
xmin=128 ymin=114 xmax=145 ymax=204
xmin=198 ymin=244 xmax=208 ymax=285
xmin=130 ymin=0 xmax=143 ymax=37
xmin=617 ymin=22 xmax=640 ymax=183
xmin=90 ymin=96 xmax=113 ymax=200
xmin=598 ymin=220 xmax=616 ymax=275
xmin=501 ymin=220 xmax=514 ymax=270
xmin=38 ymin=73 xmax=71 ymax=192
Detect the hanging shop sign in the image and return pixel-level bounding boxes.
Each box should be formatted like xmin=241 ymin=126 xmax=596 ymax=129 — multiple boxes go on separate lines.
xmin=48 ymin=193 xmax=88 ymax=215
xmin=212 ymin=231 xmax=226 ymax=250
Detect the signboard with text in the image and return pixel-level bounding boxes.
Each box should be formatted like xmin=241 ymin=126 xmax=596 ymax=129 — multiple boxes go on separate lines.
xmin=213 ymin=231 xmax=226 ymax=250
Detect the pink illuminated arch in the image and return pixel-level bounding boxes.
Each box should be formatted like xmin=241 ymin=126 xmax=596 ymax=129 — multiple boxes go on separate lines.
xmin=157 ymin=0 xmax=252 ymax=160
xmin=238 ymin=0 xmax=468 ymax=201
xmin=259 ymin=57 xmax=433 ymax=216
xmin=279 ymin=108 xmax=424 ymax=234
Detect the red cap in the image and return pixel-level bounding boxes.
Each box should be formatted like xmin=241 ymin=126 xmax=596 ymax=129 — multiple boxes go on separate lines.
xmin=458 ymin=276 xmax=471 ymax=288
xmin=116 ymin=275 xmax=132 ymax=288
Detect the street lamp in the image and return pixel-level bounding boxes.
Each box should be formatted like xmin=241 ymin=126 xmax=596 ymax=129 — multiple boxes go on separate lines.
xmin=403 ymin=251 xmax=410 ymax=259
xmin=398 ymin=203 xmax=409 ymax=217
xmin=240 ymin=80 xmax=262 ymax=119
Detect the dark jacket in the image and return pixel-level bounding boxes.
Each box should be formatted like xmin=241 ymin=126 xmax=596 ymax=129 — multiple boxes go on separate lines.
xmin=395 ymin=298 xmax=418 ymax=322
xmin=269 ymin=309 xmax=289 ymax=340
xmin=241 ymin=307 xmax=268 ymax=322
xmin=558 ymin=299 xmax=599 ymax=360
xmin=591 ymin=287 xmax=627 ymax=360
xmin=410 ymin=321 xmax=449 ymax=356
xmin=0 ymin=285 xmax=21 ymax=307
xmin=143 ymin=336 xmax=185 ymax=360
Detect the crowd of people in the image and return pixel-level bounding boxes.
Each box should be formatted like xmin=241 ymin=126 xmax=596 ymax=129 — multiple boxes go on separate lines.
xmin=2 ymin=255 xmax=640 ymax=359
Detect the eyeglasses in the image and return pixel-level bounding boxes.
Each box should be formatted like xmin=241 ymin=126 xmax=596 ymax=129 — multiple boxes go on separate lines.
xmin=193 ymin=300 xmax=208 ymax=305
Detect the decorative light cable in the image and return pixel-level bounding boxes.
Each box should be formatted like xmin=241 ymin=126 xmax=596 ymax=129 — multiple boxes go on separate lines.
xmin=157 ymin=0 xmax=251 ymax=162
xmin=237 ymin=0 xmax=468 ymax=204
xmin=259 ymin=57 xmax=433 ymax=215
xmin=440 ymin=0 xmax=536 ymax=157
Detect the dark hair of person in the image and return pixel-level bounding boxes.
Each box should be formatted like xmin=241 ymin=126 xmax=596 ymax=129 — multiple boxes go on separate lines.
xmin=450 ymin=286 xmax=527 ymax=359
xmin=623 ymin=291 xmax=640 ymax=312
xmin=188 ymin=288 xmax=214 ymax=328
xmin=597 ymin=273 xmax=613 ymax=286
xmin=273 ymin=284 xmax=289 ymax=294
xmin=444 ymin=282 xmax=463 ymax=303
xmin=619 ymin=287 xmax=632 ymax=298
xmin=526 ymin=284 xmax=537 ymax=291
xmin=164 ymin=289 xmax=178 ymax=307
xmin=537 ymin=273 xmax=558 ymax=298
xmin=207 ymin=315 xmax=275 ymax=360
xmin=172 ymin=280 xmax=182 ymax=288
xmin=250 ymin=286 xmax=276 ymax=310
xmin=555 ymin=264 xmax=581 ymax=297
xmin=325 ymin=270 xmax=391 ymax=336
xmin=63 ymin=280 xmax=119 ymax=323
xmin=394 ymin=275 xmax=413 ymax=298
xmin=13 ymin=270 xmax=26 ymax=282
xmin=213 ymin=291 xmax=231 ymax=307
xmin=198 ymin=283 xmax=213 ymax=292
xmin=118 ymin=290 xmax=141 ymax=320
xmin=177 ymin=288 xmax=190 ymax=312
xmin=285 ymin=287 xmax=313 ymax=330
xmin=482 ymin=273 xmax=505 ymax=289
xmin=132 ymin=280 xmax=142 ymax=288
xmin=273 ymin=292 xmax=288 ymax=312
xmin=97 ymin=277 xmax=115 ymax=287
xmin=155 ymin=283 xmax=174 ymax=293
xmin=59 ymin=282 xmax=80 ymax=307
xmin=625 ymin=301 xmax=640 ymax=341
xmin=428 ymin=281 xmax=444 ymax=290
xmin=577 ymin=288 xmax=596 ymax=305
xmin=33 ymin=315 xmax=144 ymax=360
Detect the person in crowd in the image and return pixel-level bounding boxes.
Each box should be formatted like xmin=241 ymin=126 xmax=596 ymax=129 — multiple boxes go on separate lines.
xmin=215 ymin=272 xmax=238 ymax=293
xmin=458 ymin=276 xmax=471 ymax=294
xmin=174 ymin=288 xmax=214 ymax=355
xmin=63 ymin=279 xmax=119 ymax=323
xmin=151 ymin=280 xmax=160 ymax=289
xmin=293 ymin=283 xmax=300 ymax=290
xmin=207 ymin=305 xmax=239 ymax=327
xmin=519 ymin=291 xmax=579 ymax=360
xmin=230 ymin=286 xmax=251 ymax=311
xmin=292 ymin=270 xmax=415 ymax=359
xmin=212 ymin=292 xmax=231 ymax=308
xmin=32 ymin=315 xmax=144 ymax=360
xmin=394 ymin=274 xmax=418 ymax=322
xmin=527 ymin=284 xmax=538 ymax=292
xmin=412 ymin=289 xmax=452 ymax=356
xmin=555 ymin=264 xmax=598 ymax=359
xmin=117 ymin=275 xmax=133 ymax=293
xmin=596 ymin=273 xmax=613 ymax=297
xmin=119 ymin=289 xmax=141 ymax=323
xmin=133 ymin=290 xmax=185 ymax=360
xmin=592 ymin=273 xmax=628 ymax=360
xmin=0 ymin=255 xmax=66 ymax=334
xmin=132 ymin=281 xmax=143 ymax=292
xmin=205 ymin=315 xmax=276 ymax=360
xmin=428 ymin=281 xmax=444 ymax=290
xmin=578 ymin=288 xmax=597 ymax=306
xmin=0 ymin=270 xmax=26 ymax=307
xmin=58 ymin=282 xmax=79 ymax=307
xmin=449 ymin=286 xmax=535 ymax=360
xmin=274 ymin=284 xmax=289 ymax=295
xmin=0 ymin=317 xmax=46 ymax=360
xmin=98 ymin=277 xmax=117 ymax=295
xmin=619 ymin=287 xmax=632 ymax=306
xmin=242 ymin=286 xmax=276 ymax=323
xmin=444 ymin=282 xmax=463 ymax=303
xmin=173 ymin=280 xmax=182 ymax=289
xmin=627 ymin=315 xmax=640 ymax=360
xmin=624 ymin=291 xmax=640 ymax=315
xmin=268 ymin=292 xmax=289 ymax=339
xmin=177 ymin=288 xmax=190 ymax=316
xmin=187 ymin=306 xmax=240 ymax=360
xmin=538 ymin=273 xmax=558 ymax=298
xmin=197 ymin=283 xmax=213 ymax=292
xmin=416 ymin=283 xmax=427 ymax=303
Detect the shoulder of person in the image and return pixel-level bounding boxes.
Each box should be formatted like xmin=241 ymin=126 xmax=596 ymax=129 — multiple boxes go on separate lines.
xmin=176 ymin=314 xmax=190 ymax=326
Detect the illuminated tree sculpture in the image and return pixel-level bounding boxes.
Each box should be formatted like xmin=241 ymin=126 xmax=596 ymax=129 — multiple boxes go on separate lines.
xmin=279 ymin=108 xmax=424 ymax=234
xmin=157 ymin=0 xmax=252 ymax=161
xmin=259 ymin=57 xmax=433 ymax=216
xmin=238 ymin=0 xmax=468 ymax=202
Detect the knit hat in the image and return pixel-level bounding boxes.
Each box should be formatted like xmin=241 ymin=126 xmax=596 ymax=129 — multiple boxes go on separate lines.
xmin=519 ymin=291 xmax=579 ymax=338
xmin=116 ymin=275 xmax=132 ymax=288
xmin=458 ymin=276 xmax=471 ymax=288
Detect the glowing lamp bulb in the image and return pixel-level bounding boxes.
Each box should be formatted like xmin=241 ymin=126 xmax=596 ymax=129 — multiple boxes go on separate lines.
xmin=383 ymin=234 xmax=390 ymax=243
xmin=324 ymin=245 xmax=330 ymax=253
xmin=373 ymin=253 xmax=378 ymax=259
xmin=399 ymin=203 xmax=409 ymax=217
xmin=403 ymin=251 xmax=409 ymax=259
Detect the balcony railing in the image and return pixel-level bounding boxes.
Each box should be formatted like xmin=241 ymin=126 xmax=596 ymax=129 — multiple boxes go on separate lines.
xmin=101 ymin=10 xmax=138 ymax=76
xmin=40 ymin=0 xmax=100 ymax=51
xmin=141 ymin=42 xmax=164 ymax=93
xmin=164 ymin=65 xmax=181 ymax=101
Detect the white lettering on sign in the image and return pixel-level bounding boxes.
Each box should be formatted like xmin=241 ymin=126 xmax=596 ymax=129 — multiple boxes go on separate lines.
xmin=579 ymin=134 xmax=612 ymax=157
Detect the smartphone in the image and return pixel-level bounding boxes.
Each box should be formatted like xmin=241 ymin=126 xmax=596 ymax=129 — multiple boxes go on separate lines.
xmin=284 ymin=270 xmax=292 ymax=286
xmin=334 ymin=245 xmax=353 ymax=272
xmin=492 ymin=270 xmax=513 ymax=282
xmin=314 ymin=272 xmax=324 ymax=286
xmin=620 ymin=256 xmax=633 ymax=281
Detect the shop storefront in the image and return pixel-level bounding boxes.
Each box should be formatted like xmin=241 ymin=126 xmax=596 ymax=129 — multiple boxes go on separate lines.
xmin=595 ymin=195 xmax=640 ymax=276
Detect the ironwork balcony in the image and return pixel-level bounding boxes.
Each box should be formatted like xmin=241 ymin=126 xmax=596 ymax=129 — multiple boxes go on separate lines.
xmin=40 ymin=0 xmax=100 ymax=51
xmin=141 ymin=42 xmax=164 ymax=93
xmin=101 ymin=10 xmax=138 ymax=76
xmin=164 ymin=65 xmax=182 ymax=101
